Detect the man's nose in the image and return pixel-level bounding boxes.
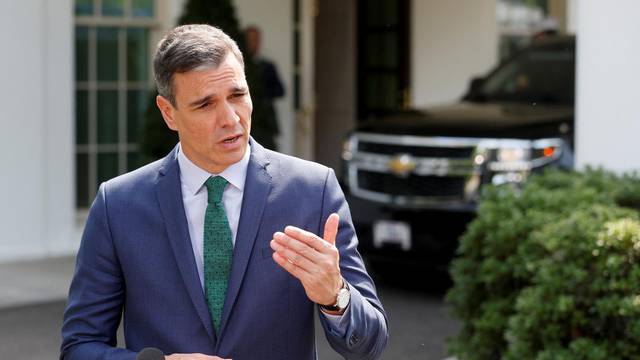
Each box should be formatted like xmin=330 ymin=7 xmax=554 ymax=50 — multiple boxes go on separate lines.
xmin=218 ymin=101 xmax=240 ymax=127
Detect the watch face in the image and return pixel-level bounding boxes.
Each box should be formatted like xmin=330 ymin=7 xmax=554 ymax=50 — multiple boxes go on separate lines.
xmin=337 ymin=288 xmax=350 ymax=309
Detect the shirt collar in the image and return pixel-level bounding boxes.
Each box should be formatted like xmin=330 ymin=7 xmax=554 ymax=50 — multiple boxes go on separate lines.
xmin=177 ymin=143 xmax=251 ymax=196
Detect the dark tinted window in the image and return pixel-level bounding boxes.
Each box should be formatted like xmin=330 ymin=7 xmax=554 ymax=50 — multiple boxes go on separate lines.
xmin=478 ymin=40 xmax=575 ymax=104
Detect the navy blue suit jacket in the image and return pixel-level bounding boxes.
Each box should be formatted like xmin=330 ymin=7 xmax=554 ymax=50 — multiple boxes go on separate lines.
xmin=61 ymin=140 xmax=388 ymax=359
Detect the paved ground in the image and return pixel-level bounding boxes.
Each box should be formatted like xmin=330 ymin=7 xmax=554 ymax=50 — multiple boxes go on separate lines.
xmin=0 ymin=256 xmax=459 ymax=359
xmin=0 ymin=256 xmax=74 ymax=308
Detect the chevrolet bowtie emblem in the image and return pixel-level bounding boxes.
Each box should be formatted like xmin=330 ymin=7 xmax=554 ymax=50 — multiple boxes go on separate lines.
xmin=388 ymin=154 xmax=416 ymax=177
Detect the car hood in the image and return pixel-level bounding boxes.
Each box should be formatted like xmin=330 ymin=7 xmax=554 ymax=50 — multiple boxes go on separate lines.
xmin=357 ymin=102 xmax=574 ymax=139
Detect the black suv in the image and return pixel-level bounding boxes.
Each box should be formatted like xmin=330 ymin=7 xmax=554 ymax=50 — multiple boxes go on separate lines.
xmin=342 ymin=36 xmax=575 ymax=271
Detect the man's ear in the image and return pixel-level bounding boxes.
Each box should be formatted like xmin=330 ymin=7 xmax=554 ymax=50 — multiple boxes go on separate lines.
xmin=156 ymin=95 xmax=179 ymax=131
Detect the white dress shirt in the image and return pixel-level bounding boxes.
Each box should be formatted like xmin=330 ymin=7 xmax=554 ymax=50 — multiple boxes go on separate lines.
xmin=178 ymin=144 xmax=250 ymax=289
xmin=176 ymin=144 xmax=348 ymax=331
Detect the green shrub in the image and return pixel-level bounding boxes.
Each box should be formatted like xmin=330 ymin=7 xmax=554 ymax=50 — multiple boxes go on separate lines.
xmin=614 ymin=172 xmax=640 ymax=212
xmin=505 ymin=207 xmax=640 ymax=359
xmin=446 ymin=169 xmax=640 ymax=359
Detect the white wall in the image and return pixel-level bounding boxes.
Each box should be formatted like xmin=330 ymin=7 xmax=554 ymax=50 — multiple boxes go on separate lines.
xmin=234 ymin=0 xmax=294 ymax=155
xmin=0 ymin=0 xmax=74 ymax=261
xmin=411 ymin=0 xmax=498 ymax=107
xmin=566 ymin=0 xmax=578 ymax=34
xmin=575 ymin=1 xmax=640 ymax=172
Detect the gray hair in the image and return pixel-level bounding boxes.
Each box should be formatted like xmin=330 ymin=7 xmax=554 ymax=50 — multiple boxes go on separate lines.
xmin=153 ymin=24 xmax=245 ymax=107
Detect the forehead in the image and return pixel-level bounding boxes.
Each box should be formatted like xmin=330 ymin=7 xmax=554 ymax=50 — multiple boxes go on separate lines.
xmin=173 ymin=55 xmax=247 ymax=101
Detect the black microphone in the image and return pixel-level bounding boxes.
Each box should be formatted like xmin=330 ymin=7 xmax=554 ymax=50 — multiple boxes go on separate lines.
xmin=136 ymin=347 xmax=165 ymax=360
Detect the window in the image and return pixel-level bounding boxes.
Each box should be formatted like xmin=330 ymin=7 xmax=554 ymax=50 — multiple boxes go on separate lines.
xmin=481 ymin=47 xmax=575 ymax=104
xmin=74 ymin=0 xmax=157 ymax=207
xmin=357 ymin=0 xmax=410 ymax=121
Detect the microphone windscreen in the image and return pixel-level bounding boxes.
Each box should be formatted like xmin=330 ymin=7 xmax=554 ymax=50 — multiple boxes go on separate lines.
xmin=136 ymin=347 xmax=165 ymax=360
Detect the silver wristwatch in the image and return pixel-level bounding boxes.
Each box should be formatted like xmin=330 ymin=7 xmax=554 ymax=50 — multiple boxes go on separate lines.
xmin=320 ymin=279 xmax=350 ymax=312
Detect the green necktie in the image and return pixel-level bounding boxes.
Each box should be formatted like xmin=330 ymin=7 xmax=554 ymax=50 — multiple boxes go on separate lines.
xmin=203 ymin=176 xmax=233 ymax=334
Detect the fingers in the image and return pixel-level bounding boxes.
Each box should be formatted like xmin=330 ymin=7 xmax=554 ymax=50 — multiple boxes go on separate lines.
xmin=323 ymin=213 xmax=340 ymax=246
xmin=271 ymin=218 xmax=343 ymax=305
xmin=271 ymin=233 xmax=319 ymax=272
xmin=272 ymin=251 xmax=311 ymax=281
xmin=283 ymin=225 xmax=333 ymax=254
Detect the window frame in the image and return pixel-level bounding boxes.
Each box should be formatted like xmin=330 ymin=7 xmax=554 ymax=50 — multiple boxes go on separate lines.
xmin=74 ymin=0 xmax=160 ymax=209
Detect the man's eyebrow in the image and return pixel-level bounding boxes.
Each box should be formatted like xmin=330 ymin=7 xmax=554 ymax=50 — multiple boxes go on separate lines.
xmin=188 ymin=95 xmax=214 ymax=108
xmin=232 ymin=86 xmax=248 ymax=93
xmin=188 ymin=87 xmax=248 ymax=108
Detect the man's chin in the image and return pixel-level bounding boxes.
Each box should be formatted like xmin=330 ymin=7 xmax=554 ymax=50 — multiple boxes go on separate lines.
xmin=222 ymin=140 xmax=247 ymax=159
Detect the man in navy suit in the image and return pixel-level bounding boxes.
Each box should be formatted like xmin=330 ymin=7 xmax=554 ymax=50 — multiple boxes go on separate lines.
xmin=61 ymin=24 xmax=387 ymax=360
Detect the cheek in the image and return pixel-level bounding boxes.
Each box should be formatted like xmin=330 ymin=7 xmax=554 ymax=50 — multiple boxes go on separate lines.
xmin=180 ymin=115 xmax=214 ymax=141
xmin=241 ymin=114 xmax=251 ymax=132
xmin=241 ymin=102 xmax=253 ymax=127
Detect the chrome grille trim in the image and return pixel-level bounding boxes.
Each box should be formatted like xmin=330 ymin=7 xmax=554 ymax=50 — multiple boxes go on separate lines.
xmin=347 ymin=132 xmax=564 ymax=207
xmin=348 ymin=133 xmax=481 ymax=207
xmin=351 ymin=153 xmax=476 ymax=177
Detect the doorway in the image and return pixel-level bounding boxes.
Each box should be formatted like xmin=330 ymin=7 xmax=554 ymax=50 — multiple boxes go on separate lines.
xmin=313 ymin=0 xmax=410 ymax=175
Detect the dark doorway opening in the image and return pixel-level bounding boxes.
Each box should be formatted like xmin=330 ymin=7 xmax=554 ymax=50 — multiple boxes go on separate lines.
xmin=357 ymin=0 xmax=411 ymax=122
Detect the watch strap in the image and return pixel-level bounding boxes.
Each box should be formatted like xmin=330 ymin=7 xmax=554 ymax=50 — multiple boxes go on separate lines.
xmin=319 ymin=279 xmax=349 ymax=311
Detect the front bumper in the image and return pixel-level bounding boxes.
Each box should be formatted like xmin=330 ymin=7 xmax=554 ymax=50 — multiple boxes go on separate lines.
xmin=347 ymin=192 xmax=475 ymax=269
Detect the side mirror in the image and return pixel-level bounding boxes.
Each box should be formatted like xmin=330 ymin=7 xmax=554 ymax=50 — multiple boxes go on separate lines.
xmin=463 ymin=77 xmax=485 ymax=101
xmin=469 ymin=77 xmax=485 ymax=93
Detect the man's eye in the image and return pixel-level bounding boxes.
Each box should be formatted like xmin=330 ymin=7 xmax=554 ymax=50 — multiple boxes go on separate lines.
xmin=232 ymin=92 xmax=246 ymax=98
xmin=198 ymin=102 xmax=211 ymax=109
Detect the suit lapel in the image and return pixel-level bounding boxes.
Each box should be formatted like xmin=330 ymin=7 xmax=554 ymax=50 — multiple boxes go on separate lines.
xmin=219 ymin=140 xmax=272 ymax=336
xmin=155 ymin=147 xmax=216 ymax=343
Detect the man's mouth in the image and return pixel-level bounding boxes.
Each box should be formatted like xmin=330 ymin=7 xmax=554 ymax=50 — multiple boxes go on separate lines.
xmin=222 ymin=135 xmax=241 ymax=144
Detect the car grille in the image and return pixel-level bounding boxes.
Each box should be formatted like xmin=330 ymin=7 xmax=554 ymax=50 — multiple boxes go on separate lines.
xmin=347 ymin=133 xmax=482 ymax=207
xmin=357 ymin=170 xmax=466 ymax=197
xmin=357 ymin=141 xmax=474 ymax=159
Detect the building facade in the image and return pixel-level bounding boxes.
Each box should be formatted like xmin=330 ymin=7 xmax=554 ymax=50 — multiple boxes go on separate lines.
xmin=0 ymin=0 xmax=638 ymax=262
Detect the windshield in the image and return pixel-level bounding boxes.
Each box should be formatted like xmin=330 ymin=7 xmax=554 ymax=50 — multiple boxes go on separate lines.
xmin=474 ymin=44 xmax=575 ymax=104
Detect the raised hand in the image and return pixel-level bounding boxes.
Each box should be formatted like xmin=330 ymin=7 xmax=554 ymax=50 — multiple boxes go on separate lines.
xmin=271 ymin=213 xmax=343 ymax=309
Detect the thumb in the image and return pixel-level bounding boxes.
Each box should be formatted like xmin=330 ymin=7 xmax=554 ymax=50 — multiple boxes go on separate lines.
xmin=323 ymin=213 xmax=340 ymax=246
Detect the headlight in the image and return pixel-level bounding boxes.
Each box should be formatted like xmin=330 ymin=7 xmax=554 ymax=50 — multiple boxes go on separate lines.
xmin=491 ymin=172 xmax=526 ymax=185
xmin=485 ymin=138 xmax=565 ymax=184
xmin=497 ymin=147 xmax=530 ymax=163
xmin=489 ymin=143 xmax=532 ymax=172
xmin=342 ymin=136 xmax=354 ymax=161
